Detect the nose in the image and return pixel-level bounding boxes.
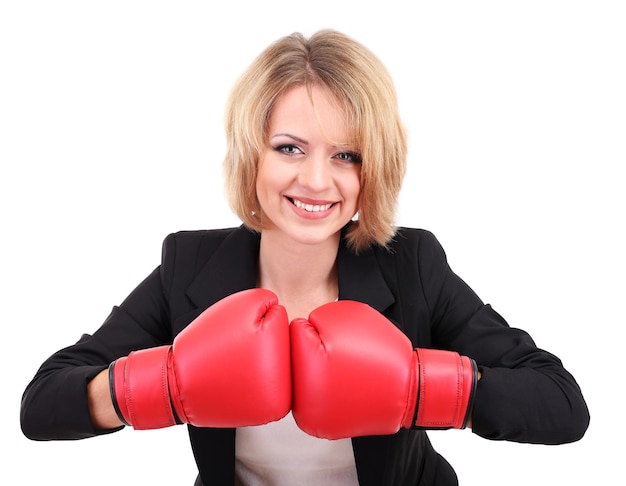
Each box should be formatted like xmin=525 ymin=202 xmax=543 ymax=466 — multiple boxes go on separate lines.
xmin=298 ymin=153 xmax=332 ymax=192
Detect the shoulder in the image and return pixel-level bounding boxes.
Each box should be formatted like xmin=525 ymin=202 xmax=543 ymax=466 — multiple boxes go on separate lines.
xmin=159 ymin=225 xmax=256 ymax=285
xmin=163 ymin=227 xmax=239 ymax=249
xmin=369 ymin=227 xmax=452 ymax=293
xmin=376 ymin=227 xmax=447 ymax=261
xmin=160 ymin=223 xmax=260 ymax=260
xmin=389 ymin=227 xmax=436 ymax=246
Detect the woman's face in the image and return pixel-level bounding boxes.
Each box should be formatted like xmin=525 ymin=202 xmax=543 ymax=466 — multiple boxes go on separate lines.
xmin=256 ymin=85 xmax=361 ymax=247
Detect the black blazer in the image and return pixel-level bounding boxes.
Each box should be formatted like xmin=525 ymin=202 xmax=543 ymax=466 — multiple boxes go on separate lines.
xmin=21 ymin=225 xmax=590 ymax=485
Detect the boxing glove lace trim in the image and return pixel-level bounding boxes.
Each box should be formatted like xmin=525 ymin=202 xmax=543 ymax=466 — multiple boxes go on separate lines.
xmin=108 ymin=360 xmax=130 ymax=427
xmin=460 ymin=358 xmax=479 ymax=429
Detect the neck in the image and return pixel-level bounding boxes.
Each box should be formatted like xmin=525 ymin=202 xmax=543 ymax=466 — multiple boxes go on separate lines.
xmin=257 ymin=230 xmax=340 ymax=302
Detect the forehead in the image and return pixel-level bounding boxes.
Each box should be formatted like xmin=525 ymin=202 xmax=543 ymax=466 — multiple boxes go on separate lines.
xmin=268 ymin=85 xmax=357 ymax=146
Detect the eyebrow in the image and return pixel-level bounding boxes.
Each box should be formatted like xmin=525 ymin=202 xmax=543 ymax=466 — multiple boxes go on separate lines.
xmin=270 ymin=133 xmax=309 ymax=145
xmin=270 ymin=133 xmax=355 ymax=151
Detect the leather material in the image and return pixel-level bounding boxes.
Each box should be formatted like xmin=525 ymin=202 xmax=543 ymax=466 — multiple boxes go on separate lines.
xmin=291 ymin=300 xmax=416 ymax=439
xmin=290 ymin=300 xmax=476 ymax=439
xmin=111 ymin=288 xmax=291 ymax=430
xmin=414 ymin=348 xmax=476 ymax=429
xmin=111 ymin=346 xmax=176 ymax=429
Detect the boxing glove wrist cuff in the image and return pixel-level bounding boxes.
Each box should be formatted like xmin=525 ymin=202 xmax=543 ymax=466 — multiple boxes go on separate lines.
xmin=413 ymin=349 xmax=478 ymax=429
xmin=460 ymin=358 xmax=478 ymax=429
xmin=108 ymin=360 xmax=130 ymax=426
xmin=109 ymin=346 xmax=178 ymax=430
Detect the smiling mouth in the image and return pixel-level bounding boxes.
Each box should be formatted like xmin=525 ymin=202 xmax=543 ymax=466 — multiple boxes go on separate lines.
xmin=289 ymin=197 xmax=334 ymax=212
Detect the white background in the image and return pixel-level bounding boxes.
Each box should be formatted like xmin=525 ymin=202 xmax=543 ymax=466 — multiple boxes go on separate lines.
xmin=2 ymin=1 xmax=624 ymax=484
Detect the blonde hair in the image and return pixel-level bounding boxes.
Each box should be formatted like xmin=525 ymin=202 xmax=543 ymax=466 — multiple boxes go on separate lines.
xmin=223 ymin=30 xmax=407 ymax=252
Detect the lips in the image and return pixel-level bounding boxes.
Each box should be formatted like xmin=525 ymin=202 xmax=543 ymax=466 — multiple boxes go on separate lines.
xmin=291 ymin=198 xmax=333 ymax=213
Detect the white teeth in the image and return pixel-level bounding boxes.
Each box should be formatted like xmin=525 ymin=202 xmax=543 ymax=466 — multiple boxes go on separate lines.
xmin=292 ymin=198 xmax=333 ymax=212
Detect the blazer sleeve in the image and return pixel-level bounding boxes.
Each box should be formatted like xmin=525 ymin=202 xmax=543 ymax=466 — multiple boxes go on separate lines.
xmin=415 ymin=230 xmax=590 ymax=445
xmin=21 ymin=243 xmax=175 ymax=441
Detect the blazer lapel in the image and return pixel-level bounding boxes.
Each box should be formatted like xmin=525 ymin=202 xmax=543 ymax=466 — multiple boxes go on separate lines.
xmin=186 ymin=225 xmax=261 ymax=311
xmin=337 ymin=237 xmax=395 ymax=313
xmin=184 ymin=224 xmax=395 ymax=315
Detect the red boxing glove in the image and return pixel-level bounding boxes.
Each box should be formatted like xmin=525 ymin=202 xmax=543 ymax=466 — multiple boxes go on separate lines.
xmin=290 ymin=300 xmax=477 ymax=439
xmin=109 ymin=288 xmax=291 ymax=430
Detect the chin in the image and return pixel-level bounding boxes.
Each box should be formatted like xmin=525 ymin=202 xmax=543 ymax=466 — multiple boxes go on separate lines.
xmin=285 ymin=225 xmax=344 ymax=247
xmin=291 ymin=233 xmax=337 ymax=247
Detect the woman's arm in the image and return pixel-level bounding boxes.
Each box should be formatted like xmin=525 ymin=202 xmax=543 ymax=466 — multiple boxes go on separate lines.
xmin=21 ymin=267 xmax=170 ymax=440
xmin=416 ymin=230 xmax=590 ymax=444
xmin=87 ymin=368 xmax=123 ymax=430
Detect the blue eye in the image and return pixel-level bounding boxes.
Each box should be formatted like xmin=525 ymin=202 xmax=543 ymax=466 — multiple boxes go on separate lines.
xmin=274 ymin=144 xmax=302 ymax=155
xmin=336 ymin=152 xmax=362 ymax=164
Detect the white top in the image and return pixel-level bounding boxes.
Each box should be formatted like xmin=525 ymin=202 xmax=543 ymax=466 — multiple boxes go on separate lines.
xmin=234 ymin=411 xmax=359 ymax=485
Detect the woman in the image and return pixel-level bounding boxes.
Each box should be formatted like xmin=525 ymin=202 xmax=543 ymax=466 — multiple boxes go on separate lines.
xmin=21 ymin=30 xmax=589 ymax=485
